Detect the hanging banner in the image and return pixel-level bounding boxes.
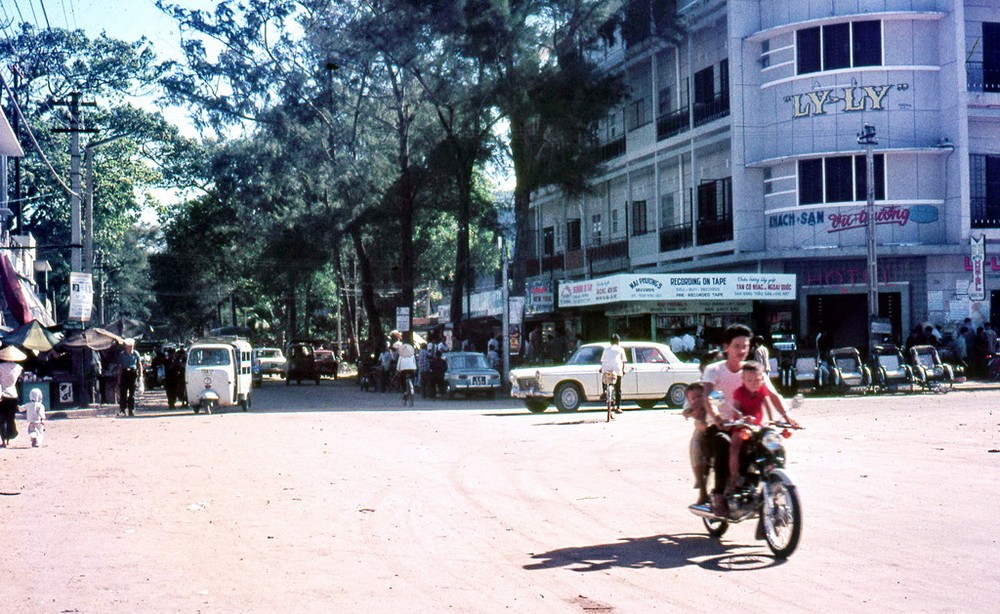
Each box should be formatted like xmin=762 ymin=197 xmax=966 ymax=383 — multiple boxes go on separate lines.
xmin=970 ymin=235 xmax=986 ymax=302
xmin=558 ymin=273 xmax=796 ymax=308
xmin=68 ymin=272 xmax=94 ymax=322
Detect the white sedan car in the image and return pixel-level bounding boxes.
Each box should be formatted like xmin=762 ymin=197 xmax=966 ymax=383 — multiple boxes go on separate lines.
xmin=509 ymin=341 xmax=701 ymax=413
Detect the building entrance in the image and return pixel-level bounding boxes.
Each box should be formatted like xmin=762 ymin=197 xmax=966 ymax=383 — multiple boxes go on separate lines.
xmin=806 ymin=292 xmax=902 ymax=351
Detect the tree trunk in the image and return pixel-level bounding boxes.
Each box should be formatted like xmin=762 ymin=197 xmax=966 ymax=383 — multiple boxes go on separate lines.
xmin=508 ymin=113 xmax=535 ymax=294
xmin=333 ymin=242 xmax=360 ymax=362
xmin=450 ymin=152 xmax=475 ymax=324
xmin=351 ymin=226 xmax=382 ymax=343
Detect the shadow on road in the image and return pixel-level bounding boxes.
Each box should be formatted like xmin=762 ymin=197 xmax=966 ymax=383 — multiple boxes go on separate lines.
xmin=524 ymin=533 xmax=784 ymax=572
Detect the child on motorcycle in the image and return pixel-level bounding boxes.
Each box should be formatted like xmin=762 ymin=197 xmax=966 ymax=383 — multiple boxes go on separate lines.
xmin=682 ymin=382 xmax=721 ymax=505
xmin=728 ymin=361 xmax=799 ymax=493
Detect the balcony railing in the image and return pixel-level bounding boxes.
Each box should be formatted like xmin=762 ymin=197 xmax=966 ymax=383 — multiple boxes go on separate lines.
xmin=541 ymin=254 xmax=564 ymax=273
xmin=696 ymin=217 xmax=733 ymax=245
xmin=659 ymin=223 xmax=694 ymax=252
xmin=971 ymin=196 xmax=1000 ymax=228
xmin=596 ymin=136 xmax=626 ymax=162
xmin=588 ymin=239 xmax=628 ymax=262
xmin=693 ymin=92 xmax=730 ymax=126
xmin=967 ymin=61 xmax=1000 ymax=93
xmin=657 ymin=107 xmax=689 ymax=140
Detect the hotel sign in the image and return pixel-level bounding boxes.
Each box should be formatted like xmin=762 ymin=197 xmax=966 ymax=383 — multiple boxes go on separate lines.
xmin=785 ymin=83 xmax=908 ymax=118
xmin=558 ymin=273 xmax=796 ymax=308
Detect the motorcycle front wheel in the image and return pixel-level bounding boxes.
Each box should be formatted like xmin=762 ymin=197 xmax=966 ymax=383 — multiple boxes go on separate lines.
xmin=762 ymin=470 xmax=802 ymax=559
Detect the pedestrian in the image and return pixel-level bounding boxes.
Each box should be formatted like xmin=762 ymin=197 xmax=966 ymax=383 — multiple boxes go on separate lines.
xmin=19 ymin=387 xmax=45 ymax=447
xmin=0 ymin=344 xmax=27 ymax=447
xmin=417 ymin=343 xmax=431 ymax=398
xmin=397 ymin=332 xmax=418 ymax=406
xmin=87 ymin=348 xmax=103 ymax=405
xmin=118 ymin=338 xmax=143 ymax=416
xmin=985 ymin=322 xmax=998 ymax=354
xmin=599 ymin=334 xmax=627 ymax=415
xmin=751 ymin=335 xmax=771 ymax=375
xmin=164 ymin=348 xmax=184 ymax=409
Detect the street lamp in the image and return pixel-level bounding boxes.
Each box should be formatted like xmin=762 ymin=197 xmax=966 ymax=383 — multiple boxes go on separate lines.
xmin=857 ymin=124 xmax=879 ymax=354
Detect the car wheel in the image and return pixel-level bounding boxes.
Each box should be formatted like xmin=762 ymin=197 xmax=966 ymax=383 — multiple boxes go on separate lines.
xmin=525 ymin=400 xmax=549 ymax=413
xmin=554 ymin=383 xmax=582 ymax=412
xmin=636 ymin=399 xmax=658 ymax=409
xmin=487 ymin=390 xmax=497 ymax=400
xmin=666 ymin=384 xmax=688 ymax=408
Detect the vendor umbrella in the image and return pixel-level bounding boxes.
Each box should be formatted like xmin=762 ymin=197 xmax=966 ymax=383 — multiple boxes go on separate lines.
xmin=59 ymin=328 xmax=125 ymax=351
xmin=2 ymin=320 xmax=62 ymax=353
xmin=103 ymin=317 xmax=153 ymax=340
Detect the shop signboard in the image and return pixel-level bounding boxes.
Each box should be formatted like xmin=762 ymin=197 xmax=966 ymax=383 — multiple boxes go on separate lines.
xmin=468 ymin=289 xmax=503 ymax=318
xmin=525 ymin=280 xmax=554 ymax=315
xmin=558 ymin=273 xmax=795 ymax=308
xmin=396 ymin=306 xmax=410 ymax=332
xmin=970 ymin=235 xmax=986 ymax=302
xmin=608 ymin=300 xmax=753 ymax=317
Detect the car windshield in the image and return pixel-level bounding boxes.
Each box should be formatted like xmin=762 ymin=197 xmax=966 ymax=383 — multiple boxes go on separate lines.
xmin=189 ymin=348 xmax=231 ymax=366
xmin=448 ymin=355 xmax=489 ymax=370
xmin=566 ymin=346 xmax=604 ymax=365
xmin=257 ymin=350 xmax=281 ymax=358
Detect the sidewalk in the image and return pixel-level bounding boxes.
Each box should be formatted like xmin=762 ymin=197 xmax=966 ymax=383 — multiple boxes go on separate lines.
xmin=48 ymin=389 xmax=170 ymax=420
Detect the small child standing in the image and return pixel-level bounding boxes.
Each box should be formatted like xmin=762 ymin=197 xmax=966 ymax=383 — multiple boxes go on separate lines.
xmin=20 ymin=388 xmax=46 ymax=448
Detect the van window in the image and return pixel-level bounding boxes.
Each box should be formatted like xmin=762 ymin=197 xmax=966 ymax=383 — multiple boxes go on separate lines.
xmin=189 ymin=348 xmax=231 ymax=366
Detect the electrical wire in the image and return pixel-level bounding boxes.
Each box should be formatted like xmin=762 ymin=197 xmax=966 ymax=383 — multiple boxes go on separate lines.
xmin=0 ymin=72 xmax=79 ymax=198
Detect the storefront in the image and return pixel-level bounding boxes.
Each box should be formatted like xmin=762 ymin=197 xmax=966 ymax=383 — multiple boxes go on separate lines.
xmin=557 ymin=272 xmax=797 ymax=351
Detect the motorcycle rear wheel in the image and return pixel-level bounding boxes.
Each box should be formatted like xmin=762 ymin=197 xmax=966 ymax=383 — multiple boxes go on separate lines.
xmin=702 ymin=516 xmax=728 ymax=537
xmin=762 ymin=472 xmax=801 ymax=559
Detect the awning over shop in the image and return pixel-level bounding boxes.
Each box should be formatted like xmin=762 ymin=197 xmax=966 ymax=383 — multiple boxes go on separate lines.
xmin=0 ymin=252 xmax=53 ymax=327
xmin=558 ymin=272 xmax=797 ymax=308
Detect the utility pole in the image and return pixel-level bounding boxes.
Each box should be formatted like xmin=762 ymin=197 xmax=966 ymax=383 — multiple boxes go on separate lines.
xmin=500 ymin=236 xmax=510 ymax=390
xmin=52 ymin=92 xmax=98 ymax=273
xmin=858 ymin=124 xmax=879 ymax=355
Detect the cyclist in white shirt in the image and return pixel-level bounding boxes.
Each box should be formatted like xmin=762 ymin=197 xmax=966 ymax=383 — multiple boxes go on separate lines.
xmin=600 ymin=334 xmax=627 ymax=414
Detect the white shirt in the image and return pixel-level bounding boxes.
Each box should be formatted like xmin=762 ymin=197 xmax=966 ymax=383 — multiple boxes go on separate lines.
xmin=703 ymin=359 xmax=783 ymax=420
xmin=397 ymin=343 xmax=417 ymax=371
xmin=600 ymin=345 xmax=627 ymax=375
xmin=0 ymin=363 xmax=22 ymax=399
xmin=20 ymin=400 xmax=45 ymax=423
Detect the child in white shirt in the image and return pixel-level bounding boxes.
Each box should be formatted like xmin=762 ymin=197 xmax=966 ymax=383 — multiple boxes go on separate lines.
xmin=20 ymin=388 xmax=45 ymax=447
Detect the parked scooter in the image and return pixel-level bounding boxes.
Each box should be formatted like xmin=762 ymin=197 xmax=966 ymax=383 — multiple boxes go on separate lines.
xmin=689 ymin=394 xmax=805 ymax=559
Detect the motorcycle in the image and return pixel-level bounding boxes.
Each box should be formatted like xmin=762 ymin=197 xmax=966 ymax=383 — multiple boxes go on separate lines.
xmin=688 ymin=394 xmax=804 ymax=559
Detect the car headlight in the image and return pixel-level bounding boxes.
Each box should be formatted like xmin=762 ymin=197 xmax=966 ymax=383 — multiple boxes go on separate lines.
xmin=490 ymin=374 xmax=499 ymax=380
xmin=762 ymin=430 xmax=783 ymax=452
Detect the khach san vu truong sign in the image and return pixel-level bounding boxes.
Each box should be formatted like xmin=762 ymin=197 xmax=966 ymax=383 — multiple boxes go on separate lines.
xmin=558 ymin=273 xmax=796 ymax=308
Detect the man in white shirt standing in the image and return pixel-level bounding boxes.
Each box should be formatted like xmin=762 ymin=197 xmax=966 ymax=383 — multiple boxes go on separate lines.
xmin=600 ymin=334 xmax=627 ymax=415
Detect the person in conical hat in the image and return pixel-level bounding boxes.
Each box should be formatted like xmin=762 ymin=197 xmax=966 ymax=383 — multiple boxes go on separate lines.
xmin=0 ymin=344 xmax=27 ymax=447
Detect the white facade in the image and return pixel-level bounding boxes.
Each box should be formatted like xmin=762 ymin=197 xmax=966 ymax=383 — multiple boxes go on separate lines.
xmin=525 ymin=0 xmax=1000 ymax=349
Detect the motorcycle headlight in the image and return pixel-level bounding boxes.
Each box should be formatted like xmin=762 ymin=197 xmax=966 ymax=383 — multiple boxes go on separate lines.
xmin=762 ymin=430 xmax=783 ymax=452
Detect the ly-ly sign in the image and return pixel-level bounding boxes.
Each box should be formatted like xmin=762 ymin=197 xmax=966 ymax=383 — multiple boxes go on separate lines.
xmin=784 ymin=83 xmax=908 ymax=118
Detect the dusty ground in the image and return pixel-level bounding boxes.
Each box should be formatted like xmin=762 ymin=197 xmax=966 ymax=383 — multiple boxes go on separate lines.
xmin=1 ymin=378 xmax=997 ymax=612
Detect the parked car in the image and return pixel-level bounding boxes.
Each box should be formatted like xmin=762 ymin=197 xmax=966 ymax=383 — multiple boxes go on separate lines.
xmin=286 ymin=343 xmax=320 ymax=385
xmin=315 ymin=349 xmax=339 ymax=377
xmin=253 ymin=347 xmax=286 ymax=384
xmin=509 ymin=341 xmax=700 ymax=413
xmin=443 ymin=352 xmax=502 ymax=399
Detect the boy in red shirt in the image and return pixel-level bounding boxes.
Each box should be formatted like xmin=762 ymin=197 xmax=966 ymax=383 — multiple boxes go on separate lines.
xmin=728 ymin=361 xmax=798 ymax=492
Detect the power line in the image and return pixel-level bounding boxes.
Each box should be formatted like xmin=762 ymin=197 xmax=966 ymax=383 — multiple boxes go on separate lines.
xmin=35 ymin=0 xmax=53 ymax=30
xmin=0 ymin=72 xmax=78 ymax=198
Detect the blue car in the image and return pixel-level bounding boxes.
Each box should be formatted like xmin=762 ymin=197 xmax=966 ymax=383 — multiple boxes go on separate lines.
xmin=443 ymin=352 xmax=502 ymax=399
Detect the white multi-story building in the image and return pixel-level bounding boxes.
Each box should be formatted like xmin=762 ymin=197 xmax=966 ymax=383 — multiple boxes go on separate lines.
xmin=523 ymin=0 xmax=1000 ymax=351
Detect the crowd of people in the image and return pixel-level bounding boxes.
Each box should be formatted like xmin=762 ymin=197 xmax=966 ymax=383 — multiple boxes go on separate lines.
xmin=904 ymin=317 xmax=998 ymax=377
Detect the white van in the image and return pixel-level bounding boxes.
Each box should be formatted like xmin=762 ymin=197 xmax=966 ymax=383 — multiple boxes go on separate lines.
xmin=185 ymin=337 xmax=254 ymax=413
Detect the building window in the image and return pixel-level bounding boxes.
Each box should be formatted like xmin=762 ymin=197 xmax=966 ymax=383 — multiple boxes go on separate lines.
xmin=567 ymin=219 xmax=582 ymax=250
xmin=696 ymin=178 xmax=733 ymax=245
xmin=798 ymin=154 xmax=885 ymax=205
xmin=797 ymin=20 xmax=882 ymax=75
xmin=627 ymin=98 xmax=648 ymax=130
xmin=693 ymin=60 xmax=729 ymax=125
xmin=631 ymin=200 xmax=648 ymax=236
xmin=543 ymin=226 xmax=554 ymax=256
xmin=971 ymin=154 xmax=1000 ymax=227
xmin=763 ymin=167 xmax=773 ymax=195
xmin=591 ymin=214 xmax=603 ymax=245
xmin=985 ymin=23 xmax=1000 ymax=92
xmin=611 ymin=209 xmax=620 ymax=234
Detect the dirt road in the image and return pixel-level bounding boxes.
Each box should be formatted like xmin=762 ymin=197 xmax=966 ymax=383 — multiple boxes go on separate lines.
xmin=2 ymin=379 xmax=997 ymax=612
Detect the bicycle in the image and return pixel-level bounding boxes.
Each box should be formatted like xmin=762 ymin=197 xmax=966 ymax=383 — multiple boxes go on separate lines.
xmin=601 ymin=371 xmax=619 ymax=422
xmin=401 ymin=370 xmax=416 ymax=407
